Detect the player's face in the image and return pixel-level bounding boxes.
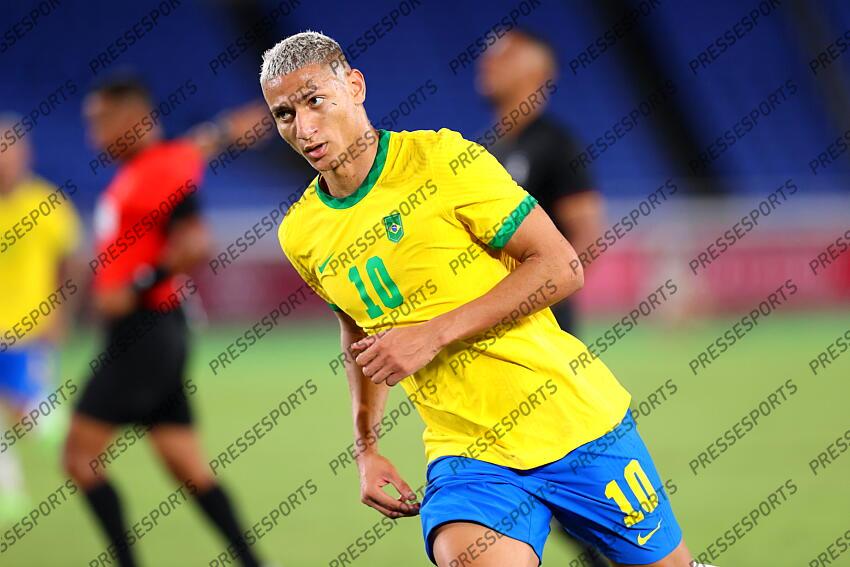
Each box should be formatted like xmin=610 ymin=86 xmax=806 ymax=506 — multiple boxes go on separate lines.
xmin=82 ymin=93 xmax=155 ymax=157
xmin=476 ymin=33 xmax=527 ymax=100
xmin=262 ymin=62 xmax=367 ymax=172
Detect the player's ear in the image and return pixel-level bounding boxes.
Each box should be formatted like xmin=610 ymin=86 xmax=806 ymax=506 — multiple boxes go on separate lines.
xmin=347 ymin=68 xmax=366 ymax=105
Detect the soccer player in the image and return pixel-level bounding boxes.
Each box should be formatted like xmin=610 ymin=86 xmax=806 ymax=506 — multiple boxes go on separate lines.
xmin=262 ymin=32 xmax=696 ymax=566
xmin=62 ymin=76 xmax=267 ymax=567
xmin=0 ymin=114 xmax=81 ymax=521
xmin=478 ymin=29 xmax=604 ymax=337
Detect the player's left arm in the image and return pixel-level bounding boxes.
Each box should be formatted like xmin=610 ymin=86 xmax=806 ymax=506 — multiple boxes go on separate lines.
xmin=353 ymin=204 xmax=582 ymax=386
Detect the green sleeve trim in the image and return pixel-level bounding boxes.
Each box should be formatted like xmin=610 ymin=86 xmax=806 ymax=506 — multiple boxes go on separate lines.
xmin=488 ymin=194 xmax=538 ymax=249
xmin=328 ymin=303 xmax=342 ymax=312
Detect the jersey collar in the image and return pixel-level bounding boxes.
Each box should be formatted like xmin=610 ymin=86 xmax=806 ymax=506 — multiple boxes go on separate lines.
xmin=314 ymin=129 xmax=391 ymax=210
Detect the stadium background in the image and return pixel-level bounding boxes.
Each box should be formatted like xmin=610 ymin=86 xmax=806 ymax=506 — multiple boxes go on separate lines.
xmin=2 ymin=0 xmax=849 ymax=565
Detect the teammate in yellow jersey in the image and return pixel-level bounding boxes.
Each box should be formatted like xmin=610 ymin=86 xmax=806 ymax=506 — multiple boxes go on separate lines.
xmin=261 ymin=32 xmax=700 ymax=566
xmin=0 ymin=114 xmax=81 ymax=521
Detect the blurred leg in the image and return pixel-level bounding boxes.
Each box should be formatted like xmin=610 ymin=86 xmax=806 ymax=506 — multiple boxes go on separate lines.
xmin=0 ymin=400 xmax=26 ymax=490
xmin=26 ymin=347 xmax=66 ymax=449
xmin=62 ymin=412 xmax=115 ymax=490
xmin=0 ymin=347 xmax=44 ymax=518
xmin=432 ymin=522 xmax=539 ymax=567
xmin=150 ymin=425 xmax=260 ymax=567
xmin=149 ymin=425 xmax=215 ymax=490
xmin=0 ymin=404 xmax=28 ymax=521
xmin=611 ymin=540 xmax=694 ymax=567
xmin=63 ymin=412 xmax=136 ymax=567
xmin=0 ymin=443 xmax=24 ymax=495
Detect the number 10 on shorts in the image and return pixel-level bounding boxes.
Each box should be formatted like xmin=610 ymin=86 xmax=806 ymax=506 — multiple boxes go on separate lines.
xmin=604 ymin=459 xmax=659 ymax=527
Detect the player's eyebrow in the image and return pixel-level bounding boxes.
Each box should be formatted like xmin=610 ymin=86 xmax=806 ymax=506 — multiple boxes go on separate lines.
xmin=271 ymin=87 xmax=321 ymax=116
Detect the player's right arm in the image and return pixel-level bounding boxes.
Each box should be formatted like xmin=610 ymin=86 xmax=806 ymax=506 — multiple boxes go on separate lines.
xmin=335 ymin=309 xmax=420 ymax=519
xmin=279 ymin=218 xmax=419 ymax=518
xmin=183 ymin=102 xmax=273 ymax=160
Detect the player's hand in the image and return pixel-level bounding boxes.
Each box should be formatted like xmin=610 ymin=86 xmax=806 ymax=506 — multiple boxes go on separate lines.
xmin=94 ymin=287 xmax=138 ymax=319
xmin=188 ymin=102 xmax=272 ymax=158
xmin=351 ymin=323 xmax=443 ymax=386
xmin=357 ymin=453 xmax=420 ymax=518
xmin=220 ymin=102 xmax=274 ymax=145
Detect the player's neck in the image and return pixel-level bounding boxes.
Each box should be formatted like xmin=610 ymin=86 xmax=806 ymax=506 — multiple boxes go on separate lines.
xmin=0 ymin=173 xmax=27 ymax=196
xmin=321 ymin=127 xmax=380 ymax=198
xmin=118 ymin=133 xmax=161 ymax=164
xmin=495 ymin=90 xmax=546 ymax=139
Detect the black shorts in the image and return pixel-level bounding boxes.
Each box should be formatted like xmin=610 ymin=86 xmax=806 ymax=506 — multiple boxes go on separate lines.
xmin=552 ymin=298 xmax=578 ymax=336
xmin=76 ymin=307 xmax=193 ymax=426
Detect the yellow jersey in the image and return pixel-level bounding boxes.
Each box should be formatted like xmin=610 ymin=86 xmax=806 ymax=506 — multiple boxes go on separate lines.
xmin=279 ymin=128 xmax=630 ymax=469
xmin=0 ymin=177 xmax=81 ymax=343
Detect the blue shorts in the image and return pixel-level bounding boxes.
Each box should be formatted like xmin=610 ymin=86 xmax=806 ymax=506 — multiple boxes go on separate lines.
xmin=0 ymin=344 xmax=52 ymax=406
xmin=420 ymin=412 xmax=682 ymax=565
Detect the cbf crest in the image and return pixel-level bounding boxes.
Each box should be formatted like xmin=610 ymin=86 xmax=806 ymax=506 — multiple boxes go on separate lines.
xmin=383 ymin=212 xmax=404 ymax=243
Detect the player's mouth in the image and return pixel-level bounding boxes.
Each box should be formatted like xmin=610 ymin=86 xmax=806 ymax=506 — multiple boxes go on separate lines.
xmin=303 ymin=142 xmax=328 ymax=160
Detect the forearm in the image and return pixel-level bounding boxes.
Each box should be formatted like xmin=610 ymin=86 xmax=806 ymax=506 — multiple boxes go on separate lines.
xmin=555 ymin=191 xmax=604 ymax=257
xmin=161 ymin=239 xmax=208 ymax=273
xmin=160 ymin=219 xmax=212 ymax=274
xmin=183 ymin=121 xmax=227 ymax=161
xmin=184 ymin=102 xmax=270 ymax=161
xmin=431 ymin=236 xmax=582 ymax=348
xmin=342 ymin=324 xmax=390 ymax=461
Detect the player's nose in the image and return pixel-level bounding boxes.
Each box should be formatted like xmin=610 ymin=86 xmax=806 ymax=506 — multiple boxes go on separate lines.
xmin=294 ymin=114 xmax=319 ymax=144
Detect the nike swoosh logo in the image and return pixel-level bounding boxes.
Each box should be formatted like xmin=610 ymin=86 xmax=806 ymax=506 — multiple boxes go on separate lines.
xmin=318 ymin=253 xmax=333 ymax=273
xmin=637 ymin=519 xmax=662 ymax=546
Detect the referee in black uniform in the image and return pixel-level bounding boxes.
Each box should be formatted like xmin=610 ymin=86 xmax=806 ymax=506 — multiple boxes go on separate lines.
xmin=478 ymin=28 xmax=604 ymax=338
xmin=63 ymin=76 xmax=268 ymax=567
xmin=477 ymin=30 xmax=608 ymax=567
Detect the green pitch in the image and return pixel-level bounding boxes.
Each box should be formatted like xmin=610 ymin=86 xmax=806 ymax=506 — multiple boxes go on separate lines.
xmin=5 ymin=311 xmax=848 ymax=566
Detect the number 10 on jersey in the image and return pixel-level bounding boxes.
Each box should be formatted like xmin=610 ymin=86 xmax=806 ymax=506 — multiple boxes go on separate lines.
xmin=348 ymin=256 xmax=403 ymax=318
